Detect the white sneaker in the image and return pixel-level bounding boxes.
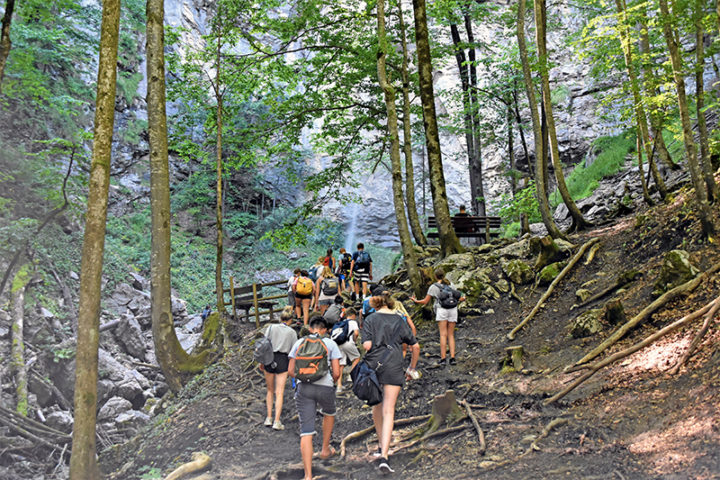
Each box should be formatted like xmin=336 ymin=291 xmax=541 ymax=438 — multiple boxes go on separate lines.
xmin=264 ymin=417 xmax=272 ymax=427
xmin=272 ymin=420 xmax=285 ymax=431
xmin=336 ymin=385 xmax=343 ymax=393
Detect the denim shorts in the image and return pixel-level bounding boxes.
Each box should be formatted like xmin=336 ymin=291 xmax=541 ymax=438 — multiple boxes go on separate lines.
xmin=294 ymin=383 xmax=336 ymax=436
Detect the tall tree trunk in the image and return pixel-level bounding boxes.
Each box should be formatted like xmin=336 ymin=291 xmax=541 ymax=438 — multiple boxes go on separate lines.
xmin=412 ymin=0 xmax=463 ymax=256
xmin=10 ymin=266 xmax=30 ymax=417
xmin=637 ymin=9 xmax=676 ymax=171
xmin=0 ymin=0 xmax=15 ymax=92
xmin=465 ymin=11 xmax=485 ymax=216
xmin=636 ymin=130 xmax=653 ymax=204
xmin=658 ymin=0 xmax=716 ymax=238
xmin=516 ymin=0 xmax=564 ymax=239
xmin=147 ymin=0 xmax=210 ymax=393
xmin=377 ymin=0 xmax=423 ymax=297
xmin=214 ymin=31 xmax=227 ymax=314
xmin=512 ymin=84 xmax=531 ymax=178
xmin=694 ymin=0 xmax=717 ymax=201
xmin=398 ymin=2 xmax=427 ymax=246
xmin=615 ymin=0 xmax=667 ymax=201
xmin=70 ymin=0 xmax=120 ymax=477
xmin=535 ymin=0 xmax=590 ymax=231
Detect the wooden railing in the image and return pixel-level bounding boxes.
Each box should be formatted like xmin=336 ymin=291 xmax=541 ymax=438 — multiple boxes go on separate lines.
xmin=220 ymin=277 xmax=287 ymax=328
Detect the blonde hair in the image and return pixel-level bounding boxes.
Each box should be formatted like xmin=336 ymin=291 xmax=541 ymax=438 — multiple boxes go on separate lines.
xmin=370 ymin=292 xmax=396 ymax=310
xmin=322 ymin=266 xmax=335 ymax=278
xmin=280 ymin=306 xmax=294 ymax=322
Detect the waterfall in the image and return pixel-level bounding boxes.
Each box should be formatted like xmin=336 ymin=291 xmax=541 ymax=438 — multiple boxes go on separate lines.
xmin=344 ymin=203 xmax=360 ymax=251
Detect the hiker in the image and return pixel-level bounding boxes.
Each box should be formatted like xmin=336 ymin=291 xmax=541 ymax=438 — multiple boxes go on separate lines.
xmin=293 ymin=269 xmax=315 ymax=326
xmin=287 ymin=268 xmax=300 ymax=308
xmin=288 ymin=317 xmax=342 ymax=480
xmin=201 ymin=305 xmax=211 ymax=322
xmin=323 ymin=248 xmax=336 ymax=272
xmin=350 ymin=242 xmax=372 ymax=302
xmin=332 ymin=307 xmax=360 ymax=393
xmin=260 ymin=306 xmax=298 ymax=431
xmin=455 ymin=204 xmax=470 ymax=217
xmin=336 ymin=247 xmax=353 ymax=292
xmin=308 ymin=256 xmax=325 ymax=282
xmin=361 ymin=293 xmax=420 ymax=473
xmin=367 ymin=285 xmax=417 ymax=357
xmin=314 ymin=266 xmax=340 ymax=315
xmin=323 ymin=295 xmax=345 ymax=327
xmin=410 ymin=268 xmax=465 ymax=366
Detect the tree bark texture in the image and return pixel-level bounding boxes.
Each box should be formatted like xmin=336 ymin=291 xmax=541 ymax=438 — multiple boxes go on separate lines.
xmin=658 ymin=0 xmax=716 ymax=238
xmin=636 ymin=132 xmax=653 ymax=205
xmin=535 ymin=0 xmax=589 ymax=231
xmin=215 ymin=31 xmax=227 ymax=315
xmin=398 ymin=2 xmax=427 ymax=247
xmin=377 ymin=0 xmax=423 ymax=297
xmin=693 ymin=0 xmax=717 ymax=201
xmin=465 ymin=11 xmax=485 ymax=216
xmin=614 ymin=0 xmax=667 ymax=200
xmin=0 ymin=0 xmax=15 ymax=92
xmin=69 ymin=0 xmax=120 ymax=478
xmin=516 ymin=0 xmax=564 ymax=239
xmin=412 ymin=0 xmax=463 ymax=256
xmin=10 ymin=268 xmax=29 ymax=417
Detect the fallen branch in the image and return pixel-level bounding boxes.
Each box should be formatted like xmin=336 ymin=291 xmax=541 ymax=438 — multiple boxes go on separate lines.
xmin=509 ymin=238 xmax=600 ymax=340
xmin=577 ymin=270 xmax=641 ymax=308
xmin=0 ymin=415 xmax=68 ymax=450
xmin=460 ymin=400 xmax=485 ymax=454
xmin=524 ymin=417 xmax=568 ymax=453
xmin=547 ymin=299 xmax=715 ymax=404
xmin=574 ymin=263 xmax=720 ymax=366
xmin=670 ymin=294 xmax=720 ymax=374
xmin=340 ymin=414 xmax=431 ymax=457
xmin=163 ymin=452 xmax=211 ymax=480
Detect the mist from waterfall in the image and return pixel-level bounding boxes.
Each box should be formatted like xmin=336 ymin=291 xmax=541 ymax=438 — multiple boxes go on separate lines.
xmin=344 ymin=203 xmax=360 ymax=252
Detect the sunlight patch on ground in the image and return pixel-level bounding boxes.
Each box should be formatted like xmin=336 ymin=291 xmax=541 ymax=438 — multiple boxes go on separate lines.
xmin=619 ymin=334 xmax=690 ymax=373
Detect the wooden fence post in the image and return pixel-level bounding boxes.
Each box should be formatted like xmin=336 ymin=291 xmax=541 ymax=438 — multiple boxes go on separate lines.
xmin=252 ymin=282 xmax=260 ymax=328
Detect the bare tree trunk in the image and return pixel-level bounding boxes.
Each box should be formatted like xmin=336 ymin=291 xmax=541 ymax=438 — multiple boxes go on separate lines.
xmin=465 ymin=11 xmax=485 ymax=216
xmin=658 ymin=0 xmax=716 ymax=238
xmin=412 ymin=0 xmax=463 ymax=256
xmin=694 ymin=0 xmax=717 ymax=201
xmin=516 ymin=0 xmax=564 ymax=239
xmin=377 ymin=0 xmax=423 ymax=297
xmin=10 ymin=267 xmax=29 ymax=416
xmin=70 ymin=0 xmax=120 ymax=477
xmin=535 ymin=0 xmax=590 ymax=231
xmin=214 ymin=30 xmax=227 ymax=315
xmin=398 ymin=2 xmax=427 ymax=247
xmin=636 ymin=131 xmax=653 ymax=204
xmin=0 ymin=0 xmax=15 ymax=92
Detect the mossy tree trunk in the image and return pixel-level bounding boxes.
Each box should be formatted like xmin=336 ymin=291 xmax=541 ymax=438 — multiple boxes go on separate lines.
xmin=147 ymin=0 xmax=212 ymax=394
xmin=0 ymin=0 xmax=15 ymax=92
xmin=214 ymin=27 xmax=227 ymax=316
xmin=412 ymin=0 xmax=463 ymax=257
xmin=614 ymin=0 xmax=667 ymax=201
xmin=10 ymin=265 xmax=30 ymax=417
xmin=658 ymin=0 xmax=716 ymax=239
xmin=465 ymin=11 xmax=486 ymax=217
xmin=535 ymin=0 xmax=590 ymax=232
xmin=398 ymin=2 xmax=427 ymax=247
xmin=377 ymin=0 xmax=423 ymax=298
xmin=69 ymin=0 xmax=120 ymax=477
xmin=516 ymin=0 xmax=564 ymax=239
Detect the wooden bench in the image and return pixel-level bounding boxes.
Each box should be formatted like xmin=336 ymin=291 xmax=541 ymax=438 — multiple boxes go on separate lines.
xmin=427 ymin=215 xmax=502 ymax=244
xmin=234 ymin=285 xmax=280 ymax=323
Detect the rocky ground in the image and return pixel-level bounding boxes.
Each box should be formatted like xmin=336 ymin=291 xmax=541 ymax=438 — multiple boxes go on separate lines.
xmin=97 ymin=178 xmax=720 ymax=480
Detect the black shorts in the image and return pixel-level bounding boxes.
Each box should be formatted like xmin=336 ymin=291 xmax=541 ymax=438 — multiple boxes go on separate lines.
xmin=295 ymin=293 xmax=312 ymax=301
xmin=265 ymin=352 xmax=289 ymax=374
xmin=376 ymin=362 xmax=405 ymax=386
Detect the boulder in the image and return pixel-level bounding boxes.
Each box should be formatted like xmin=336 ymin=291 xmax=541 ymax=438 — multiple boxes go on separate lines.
xmin=45 ymin=411 xmax=74 ymax=433
xmin=653 ymin=250 xmax=699 ymax=296
xmin=495 ymin=238 xmax=531 ymax=259
xmin=128 ymin=272 xmax=147 ymax=291
xmin=98 ymin=396 xmax=132 ymax=421
xmin=495 ymin=278 xmax=510 ymax=294
xmin=115 ymin=410 xmax=150 ymax=435
xmin=554 ymin=203 xmax=569 ymax=222
xmin=502 ymin=259 xmax=534 ymax=285
xmin=135 ymin=304 xmax=152 ymax=328
xmin=98 ymin=349 xmax=148 ymax=405
xmin=435 ymin=253 xmax=475 ymax=273
xmin=114 ymin=314 xmax=147 ymax=361
xmin=447 ymin=267 xmax=494 ymax=304
xmin=571 ymin=309 xmax=604 ymax=338
xmin=0 ymin=325 xmax=8 ymax=339
xmin=126 ymin=292 xmax=150 ymax=315
xmin=28 ymin=376 xmax=55 ymax=408
xmin=107 ymin=283 xmax=138 ymax=313
xmin=537 ymin=261 xmax=565 ymax=285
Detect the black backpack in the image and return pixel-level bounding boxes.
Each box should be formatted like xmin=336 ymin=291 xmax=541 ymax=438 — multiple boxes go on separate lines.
xmin=341 ymin=253 xmax=352 ymax=270
xmin=350 ymin=360 xmax=382 ymax=406
xmin=322 ymin=277 xmax=339 ymax=296
xmin=437 ymin=283 xmax=461 ymax=309
xmin=330 ymin=318 xmax=350 ymax=345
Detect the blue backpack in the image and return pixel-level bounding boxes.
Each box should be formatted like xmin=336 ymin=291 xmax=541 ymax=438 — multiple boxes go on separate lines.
xmin=350 ymin=360 xmax=382 ymax=406
xmin=330 ymin=318 xmax=350 ymax=345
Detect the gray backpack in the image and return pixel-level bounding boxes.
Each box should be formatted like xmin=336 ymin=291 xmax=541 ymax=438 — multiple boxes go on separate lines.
xmin=254 ymin=328 xmax=275 ymax=367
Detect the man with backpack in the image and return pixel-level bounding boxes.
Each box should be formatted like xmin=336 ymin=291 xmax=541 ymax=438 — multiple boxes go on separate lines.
xmin=411 ymin=268 xmax=464 ymax=366
xmin=323 ymin=295 xmax=345 ymax=327
xmin=335 ymin=247 xmax=353 ymax=293
xmin=288 ymin=317 xmax=342 ymax=480
xmin=349 ymin=242 xmax=372 ymax=302
xmin=330 ymin=307 xmax=360 ymax=393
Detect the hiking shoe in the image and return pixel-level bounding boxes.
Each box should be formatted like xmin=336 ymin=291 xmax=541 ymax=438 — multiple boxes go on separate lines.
xmin=376 ymin=457 xmax=394 ymax=474
xmin=272 ymin=420 xmax=285 ymax=431
xmin=372 ymin=447 xmax=382 ymax=458
xmin=351 ymin=292 xmax=357 ymax=302
xmin=264 ymin=417 xmax=272 ymax=427
xmin=336 ymin=385 xmax=343 ymax=394
xmin=449 ymin=357 xmax=457 ymax=366
xmin=437 ymin=357 xmax=447 ymax=366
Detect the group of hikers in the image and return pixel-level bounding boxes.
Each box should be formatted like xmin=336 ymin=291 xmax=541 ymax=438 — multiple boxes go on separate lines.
xmin=255 ymin=243 xmax=465 ymax=479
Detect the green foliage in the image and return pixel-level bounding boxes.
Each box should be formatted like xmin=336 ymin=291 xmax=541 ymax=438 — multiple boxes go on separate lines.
xmin=549 ymin=132 xmax=636 ymax=206
xmin=52 ymin=346 xmax=75 ymax=363
xmin=492 ymin=181 xmax=540 ymax=230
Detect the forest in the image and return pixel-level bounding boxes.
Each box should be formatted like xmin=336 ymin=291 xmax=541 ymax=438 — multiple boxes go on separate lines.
xmin=0 ymin=0 xmax=719 ymax=478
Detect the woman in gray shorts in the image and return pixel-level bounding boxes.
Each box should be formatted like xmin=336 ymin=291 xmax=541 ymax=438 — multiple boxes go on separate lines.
xmin=361 ymin=293 xmax=420 ymax=473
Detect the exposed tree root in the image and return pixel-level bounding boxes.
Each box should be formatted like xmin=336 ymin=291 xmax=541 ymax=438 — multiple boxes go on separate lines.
xmin=339 ymin=414 xmax=431 ymax=457
xmin=669 ymin=294 xmax=720 ymax=374
xmin=584 ymin=242 xmax=602 ymax=265
xmin=392 ymin=423 xmax=469 ymax=454
xmin=509 ymin=238 xmax=600 ymax=340
xmin=460 ymin=400 xmax=485 ymax=454
xmin=547 ymin=299 xmax=716 ymax=404
xmin=524 ymin=417 xmax=568 ymax=453
xmin=573 ymin=262 xmax=720 ymax=366
xmin=577 ymin=270 xmax=641 ymax=308
xmin=163 ymin=452 xmax=211 ymax=480
xmin=510 ymin=282 xmax=524 ymax=303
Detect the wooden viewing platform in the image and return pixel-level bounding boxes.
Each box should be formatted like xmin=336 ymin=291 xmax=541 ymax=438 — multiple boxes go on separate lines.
xmin=427 ymin=215 xmax=502 ymax=244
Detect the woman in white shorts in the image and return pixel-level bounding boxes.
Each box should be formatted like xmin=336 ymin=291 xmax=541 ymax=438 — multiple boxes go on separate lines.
xmin=411 ymin=268 xmax=464 ymax=366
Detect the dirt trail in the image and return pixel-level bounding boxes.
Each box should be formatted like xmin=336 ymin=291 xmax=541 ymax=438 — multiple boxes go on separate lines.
xmin=103 ymin=198 xmax=720 ymax=479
